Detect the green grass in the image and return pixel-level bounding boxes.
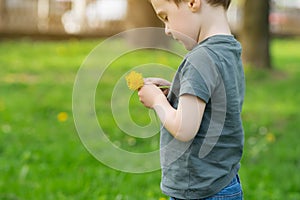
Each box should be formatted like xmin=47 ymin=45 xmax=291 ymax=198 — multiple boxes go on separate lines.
xmin=0 ymin=37 xmax=300 ymax=199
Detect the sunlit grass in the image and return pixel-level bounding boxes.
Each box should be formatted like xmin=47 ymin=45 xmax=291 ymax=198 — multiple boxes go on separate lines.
xmin=0 ymin=37 xmax=299 ymax=199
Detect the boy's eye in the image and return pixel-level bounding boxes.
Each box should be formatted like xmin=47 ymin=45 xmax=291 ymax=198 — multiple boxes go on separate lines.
xmin=158 ymin=13 xmax=168 ymax=22
xmin=160 ymin=15 xmax=168 ymax=22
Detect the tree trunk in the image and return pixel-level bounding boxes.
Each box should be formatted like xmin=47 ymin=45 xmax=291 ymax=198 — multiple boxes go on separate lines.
xmin=125 ymin=0 xmax=169 ymax=47
xmin=126 ymin=0 xmax=162 ymax=29
xmin=241 ymin=0 xmax=271 ymax=69
xmin=0 ymin=0 xmax=6 ymax=29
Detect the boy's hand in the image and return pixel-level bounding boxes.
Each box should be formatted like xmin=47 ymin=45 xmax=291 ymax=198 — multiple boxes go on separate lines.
xmin=138 ymin=84 xmax=166 ymax=109
xmin=144 ymin=77 xmax=171 ymax=96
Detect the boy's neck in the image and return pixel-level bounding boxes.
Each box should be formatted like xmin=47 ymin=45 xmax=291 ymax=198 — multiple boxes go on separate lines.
xmin=197 ymin=6 xmax=231 ymax=43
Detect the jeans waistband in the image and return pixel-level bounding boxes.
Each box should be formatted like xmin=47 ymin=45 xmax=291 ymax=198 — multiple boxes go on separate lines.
xmin=170 ymin=174 xmax=241 ymax=200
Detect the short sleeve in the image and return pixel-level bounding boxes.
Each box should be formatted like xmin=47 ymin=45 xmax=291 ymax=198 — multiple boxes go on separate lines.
xmin=179 ymin=48 xmax=219 ymax=103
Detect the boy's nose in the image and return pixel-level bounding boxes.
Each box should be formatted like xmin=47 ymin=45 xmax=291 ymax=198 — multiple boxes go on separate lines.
xmin=165 ymin=25 xmax=172 ymax=36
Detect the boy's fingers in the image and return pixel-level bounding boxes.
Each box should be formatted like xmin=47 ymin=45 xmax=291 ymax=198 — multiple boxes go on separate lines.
xmin=144 ymin=77 xmax=156 ymax=85
xmin=144 ymin=77 xmax=171 ymax=86
xmin=163 ymin=89 xmax=169 ymax=96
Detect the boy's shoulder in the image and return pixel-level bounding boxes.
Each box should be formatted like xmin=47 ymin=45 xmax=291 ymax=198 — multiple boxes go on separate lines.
xmin=186 ymin=35 xmax=241 ymax=62
xmin=180 ymin=35 xmax=242 ymax=80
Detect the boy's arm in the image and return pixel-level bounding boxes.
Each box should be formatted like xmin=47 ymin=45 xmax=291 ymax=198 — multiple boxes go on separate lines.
xmin=138 ymin=84 xmax=206 ymax=142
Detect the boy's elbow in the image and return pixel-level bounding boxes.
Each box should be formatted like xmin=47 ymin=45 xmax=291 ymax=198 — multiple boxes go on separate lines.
xmin=168 ymin=113 xmax=201 ymax=142
xmin=173 ymin=130 xmax=197 ymax=142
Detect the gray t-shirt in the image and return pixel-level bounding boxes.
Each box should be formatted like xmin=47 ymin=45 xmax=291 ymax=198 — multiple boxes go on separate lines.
xmin=160 ymin=35 xmax=245 ymax=199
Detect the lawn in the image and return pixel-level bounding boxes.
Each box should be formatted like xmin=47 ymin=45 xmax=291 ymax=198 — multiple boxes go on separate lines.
xmin=0 ymin=36 xmax=299 ymax=200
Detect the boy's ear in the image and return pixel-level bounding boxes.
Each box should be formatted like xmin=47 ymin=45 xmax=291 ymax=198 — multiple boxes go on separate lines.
xmin=188 ymin=0 xmax=201 ymax=12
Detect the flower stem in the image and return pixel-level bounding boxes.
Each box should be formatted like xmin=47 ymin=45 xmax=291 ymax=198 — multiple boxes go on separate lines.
xmin=158 ymin=85 xmax=170 ymax=89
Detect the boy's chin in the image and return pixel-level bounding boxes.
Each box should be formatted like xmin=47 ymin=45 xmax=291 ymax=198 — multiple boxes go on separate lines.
xmin=183 ymin=42 xmax=197 ymax=51
xmin=177 ymin=39 xmax=197 ymax=51
xmin=173 ymin=36 xmax=197 ymax=51
xmin=174 ymin=38 xmax=197 ymax=51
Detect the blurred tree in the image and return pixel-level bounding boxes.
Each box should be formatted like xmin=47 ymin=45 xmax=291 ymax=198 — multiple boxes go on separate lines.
xmin=126 ymin=0 xmax=162 ymax=29
xmin=126 ymin=0 xmax=168 ymax=47
xmin=241 ymin=0 xmax=271 ymax=69
xmin=0 ymin=0 xmax=6 ymax=24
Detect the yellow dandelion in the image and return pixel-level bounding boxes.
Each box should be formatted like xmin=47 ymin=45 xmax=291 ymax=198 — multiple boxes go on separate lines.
xmin=125 ymin=71 xmax=144 ymax=91
xmin=127 ymin=137 xmax=136 ymax=146
xmin=57 ymin=112 xmax=68 ymax=122
xmin=265 ymin=133 xmax=276 ymax=143
xmin=159 ymin=198 xmax=167 ymax=200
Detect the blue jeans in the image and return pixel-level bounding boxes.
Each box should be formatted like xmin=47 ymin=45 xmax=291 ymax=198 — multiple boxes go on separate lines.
xmin=170 ymin=175 xmax=243 ymax=200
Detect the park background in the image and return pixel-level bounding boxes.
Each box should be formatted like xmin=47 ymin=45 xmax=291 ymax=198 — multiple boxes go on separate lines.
xmin=0 ymin=0 xmax=300 ymax=199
